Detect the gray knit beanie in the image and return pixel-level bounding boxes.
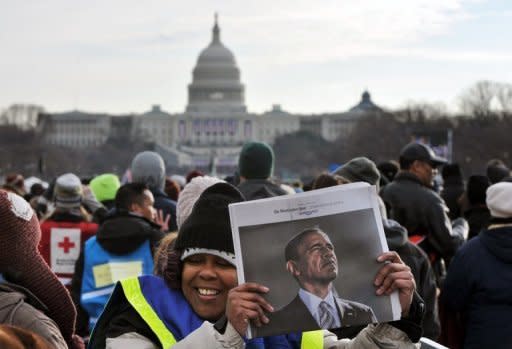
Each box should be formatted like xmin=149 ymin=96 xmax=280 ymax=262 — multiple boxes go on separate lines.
xmin=54 ymin=173 xmax=83 ymax=209
xmin=131 ymin=151 xmax=166 ymax=190
xmin=333 ymin=157 xmax=381 ymax=190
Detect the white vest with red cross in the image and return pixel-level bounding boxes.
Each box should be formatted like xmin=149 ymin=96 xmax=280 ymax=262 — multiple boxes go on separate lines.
xmin=39 ymin=220 xmax=98 ymax=289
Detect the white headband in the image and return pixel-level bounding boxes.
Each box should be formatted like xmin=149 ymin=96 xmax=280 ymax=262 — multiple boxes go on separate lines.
xmin=181 ymin=247 xmax=236 ymax=266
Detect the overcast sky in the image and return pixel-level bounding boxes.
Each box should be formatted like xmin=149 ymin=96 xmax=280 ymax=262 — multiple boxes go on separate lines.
xmin=1 ymin=0 xmax=511 ymax=114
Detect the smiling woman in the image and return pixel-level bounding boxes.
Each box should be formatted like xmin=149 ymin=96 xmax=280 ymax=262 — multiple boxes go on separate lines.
xmin=180 ymin=254 xmax=237 ymax=321
xmin=87 ymin=182 xmax=250 ymax=349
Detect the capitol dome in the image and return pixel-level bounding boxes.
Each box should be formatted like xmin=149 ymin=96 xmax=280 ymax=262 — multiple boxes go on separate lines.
xmin=349 ymin=90 xmax=383 ymax=113
xmin=186 ymin=15 xmax=246 ymax=113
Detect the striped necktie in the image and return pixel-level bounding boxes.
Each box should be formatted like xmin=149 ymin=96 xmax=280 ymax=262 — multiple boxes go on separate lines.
xmin=318 ymin=301 xmax=336 ymax=329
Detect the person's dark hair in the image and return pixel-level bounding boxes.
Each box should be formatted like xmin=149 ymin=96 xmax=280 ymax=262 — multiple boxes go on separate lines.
xmin=467 ymin=175 xmax=490 ymax=206
xmin=186 ymin=170 xmax=204 ymax=184
xmin=162 ymin=243 xmax=183 ymax=290
xmin=154 ymin=232 xmax=177 ymax=276
xmin=0 ymin=324 xmax=54 ymax=349
xmin=487 ymin=158 xmax=506 ymax=168
xmin=30 ymin=183 xmax=45 ymax=196
xmin=115 ymin=182 xmax=149 ymax=211
xmin=302 ymin=178 xmax=315 ymax=192
xmin=313 ymin=173 xmax=338 ymax=189
xmin=164 ymin=177 xmax=180 ymax=201
xmin=285 ymin=227 xmax=324 ymax=262
xmin=441 ymin=163 xmax=463 ymax=182
xmin=486 ymin=158 xmax=510 ymax=184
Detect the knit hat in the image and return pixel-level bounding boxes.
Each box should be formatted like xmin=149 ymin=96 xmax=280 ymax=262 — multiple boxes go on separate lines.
xmin=238 ymin=142 xmax=275 ymax=179
xmin=54 ymin=173 xmax=83 ymax=209
xmin=170 ymin=174 xmax=186 ymax=189
xmin=487 ymin=164 xmax=510 ymax=184
xmin=2 ymin=173 xmax=26 ymax=196
xmin=176 ymin=175 xmax=224 ymax=229
xmin=467 ymin=175 xmax=490 ymax=206
xmin=377 ymin=161 xmax=399 ymax=182
xmin=175 ymin=182 xmax=244 ymax=265
xmin=333 ymin=157 xmax=381 ymax=190
xmin=89 ymin=173 xmax=121 ymax=203
xmin=131 ymin=151 xmax=166 ymax=190
xmin=486 ymin=182 xmax=512 ymax=218
xmin=0 ymin=190 xmax=82 ymax=349
xmin=441 ymin=163 xmax=463 ymax=182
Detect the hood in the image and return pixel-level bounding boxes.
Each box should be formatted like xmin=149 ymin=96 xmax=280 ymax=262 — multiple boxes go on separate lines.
xmin=480 ymin=226 xmax=512 ymax=263
xmin=97 ymin=213 xmax=163 ymax=254
xmin=0 ymin=281 xmax=48 ymax=314
xmin=238 ymin=179 xmax=286 ymax=200
xmin=152 ymin=188 xmax=175 ymax=203
xmin=47 ymin=210 xmax=85 ymax=222
xmin=383 ymin=218 xmax=408 ymax=249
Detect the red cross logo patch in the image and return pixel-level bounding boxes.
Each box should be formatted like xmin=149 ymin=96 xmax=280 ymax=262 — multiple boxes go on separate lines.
xmin=58 ymin=236 xmax=76 ymax=254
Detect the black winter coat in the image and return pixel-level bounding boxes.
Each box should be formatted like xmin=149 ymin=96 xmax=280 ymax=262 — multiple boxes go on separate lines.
xmin=383 ymin=219 xmax=440 ymax=340
xmin=442 ymin=225 xmax=512 ymax=349
xmin=381 ymin=172 xmax=466 ymax=262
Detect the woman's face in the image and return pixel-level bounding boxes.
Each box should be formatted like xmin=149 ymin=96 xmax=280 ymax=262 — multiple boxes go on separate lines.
xmin=181 ymin=253 xmax=237 ymax=321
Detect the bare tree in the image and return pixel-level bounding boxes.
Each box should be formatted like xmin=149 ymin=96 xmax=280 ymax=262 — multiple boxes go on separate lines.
xmin=459 ymin=80 xmax=496 ymax=118
xmin=495 ymin=82 xmax=512 ymax=113
xmin=401 ymin=101 xmax=449 ymax=120
xmin=458 ymin=80 xmax=512 ymax=118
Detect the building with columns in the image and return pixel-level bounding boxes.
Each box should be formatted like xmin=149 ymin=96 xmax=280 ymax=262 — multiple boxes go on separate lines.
xmin=38 ymin=16 xmax=384 ymax=173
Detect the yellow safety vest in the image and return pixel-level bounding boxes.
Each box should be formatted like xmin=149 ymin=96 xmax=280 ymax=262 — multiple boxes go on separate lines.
xmin=121 ymin=277 xmax=324 ymax=349
xmin=301 ymin=330 xmax=324 ymax=349
xmin=121 ymin=278 xmax=177 ymax=348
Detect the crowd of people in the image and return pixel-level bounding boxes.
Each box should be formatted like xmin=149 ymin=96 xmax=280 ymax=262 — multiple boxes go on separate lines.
xmin=1 ymin=140 xmax=511 ymax=349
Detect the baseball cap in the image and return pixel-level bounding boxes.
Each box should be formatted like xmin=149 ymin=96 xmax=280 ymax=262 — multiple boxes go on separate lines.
xmin=400 ymin=143 xmax=447 ymax=167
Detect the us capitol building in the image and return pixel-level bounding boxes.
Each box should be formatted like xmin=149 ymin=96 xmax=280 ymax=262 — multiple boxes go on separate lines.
xmin=38 ymin=16 xmax=385 ymax=172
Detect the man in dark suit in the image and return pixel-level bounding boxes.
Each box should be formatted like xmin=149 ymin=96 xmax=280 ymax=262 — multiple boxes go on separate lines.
xmin=261 ymin=227 xmax=376 ymax=336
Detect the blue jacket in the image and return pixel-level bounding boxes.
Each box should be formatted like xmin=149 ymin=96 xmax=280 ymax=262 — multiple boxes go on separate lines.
xmin=81 ymin=236 xmax=154 ymax=331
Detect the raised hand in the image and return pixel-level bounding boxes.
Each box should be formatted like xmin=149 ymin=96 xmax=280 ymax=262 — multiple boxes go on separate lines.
xmin=226 ymin=282 xmax=274 ymax=336
xmin=374 ymin=251 xmax=416 ymax=317
xmin=155 ymin=209 xmax=170 ymax=232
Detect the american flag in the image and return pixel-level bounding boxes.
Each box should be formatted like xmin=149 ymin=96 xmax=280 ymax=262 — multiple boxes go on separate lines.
xmin=227 ymin=119 xmax=238 ymax=133
xmin=193 ymin=120 xmax=200 ymax=133
xmin=179 ymin=121 xmax=186 ymax=137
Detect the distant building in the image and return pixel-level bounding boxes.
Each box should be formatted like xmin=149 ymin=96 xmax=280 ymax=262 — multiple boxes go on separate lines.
xmin=1 ymin=104 xmax=44 ymax=130
xmin=38 ymin=110 xmax=111 ymax=147
xmin=37 ymin=15 xmax=385 ymax=173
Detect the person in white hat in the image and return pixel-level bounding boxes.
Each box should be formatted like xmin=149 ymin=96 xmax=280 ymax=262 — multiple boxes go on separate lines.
xmin=442 ymin=181 xmax=512 ymax=348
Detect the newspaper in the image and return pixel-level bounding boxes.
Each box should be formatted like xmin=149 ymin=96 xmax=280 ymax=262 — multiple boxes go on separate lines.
xmin=229 ymin=182 xmax=401 ymax=338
